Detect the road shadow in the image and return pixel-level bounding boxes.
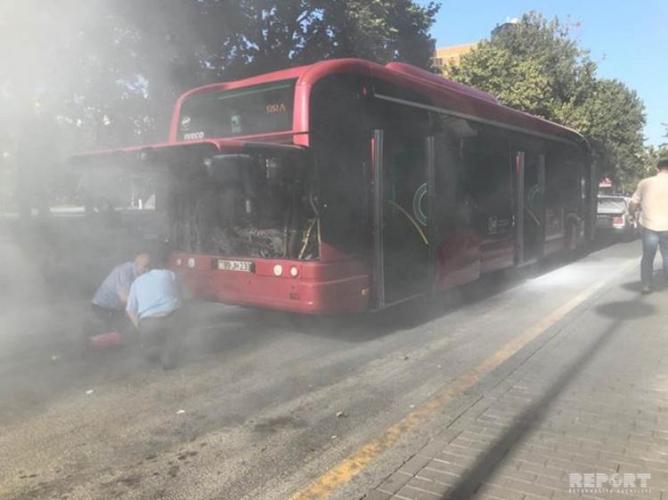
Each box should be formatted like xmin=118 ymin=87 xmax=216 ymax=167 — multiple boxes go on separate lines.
xmin=595 ymin=300 xmax=656 ymax=320
xmin=621 ymin=274 xmax=668 ymax=294
xmin=438 ymin=291 xmax=655 ymax=499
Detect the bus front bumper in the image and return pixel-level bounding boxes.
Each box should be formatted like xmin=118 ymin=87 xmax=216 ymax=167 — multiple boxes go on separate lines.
xmin=171 ymin=254 xmax=371 ymax=315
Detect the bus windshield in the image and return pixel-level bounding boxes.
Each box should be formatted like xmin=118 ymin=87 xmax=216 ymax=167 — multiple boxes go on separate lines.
xmin=169 ymin=147 xmax=319 ymax=260
xmin=177 ymin=80 xmax=296 ymax=141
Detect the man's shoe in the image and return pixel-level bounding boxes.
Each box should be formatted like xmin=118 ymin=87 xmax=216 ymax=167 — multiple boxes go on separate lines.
xmin=641 ymin=285 xmax=653 ymax=295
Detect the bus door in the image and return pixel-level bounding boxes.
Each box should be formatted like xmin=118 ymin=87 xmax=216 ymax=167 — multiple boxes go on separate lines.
xmin=371 ymin=130 xmax=432 ymax=308
xmin=515 ymin=151 xmax=546 ymax=264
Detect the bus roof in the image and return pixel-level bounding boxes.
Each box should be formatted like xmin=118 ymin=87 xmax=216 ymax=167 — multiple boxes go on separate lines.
xmin=174 ymin=58 xmax=587 ymax=148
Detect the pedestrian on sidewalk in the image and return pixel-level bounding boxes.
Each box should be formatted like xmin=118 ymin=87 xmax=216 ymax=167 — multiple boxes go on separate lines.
xmin=630 ymin=156 xmax=668 ymax=294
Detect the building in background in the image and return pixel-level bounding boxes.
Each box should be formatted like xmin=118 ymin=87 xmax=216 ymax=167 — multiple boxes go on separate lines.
xmin=432 ymin=42 xmax=477 ymax=75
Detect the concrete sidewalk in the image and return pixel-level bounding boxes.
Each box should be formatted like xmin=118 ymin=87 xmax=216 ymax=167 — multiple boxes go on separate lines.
xmin=367 ymin=264 xmax=668 ymax=499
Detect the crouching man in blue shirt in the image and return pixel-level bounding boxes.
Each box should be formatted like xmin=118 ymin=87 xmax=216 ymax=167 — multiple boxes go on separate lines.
xmin=88 ymin=253 xmax=151 ymax=337
xmin=126 ymin=254 xmax=184 ymax=369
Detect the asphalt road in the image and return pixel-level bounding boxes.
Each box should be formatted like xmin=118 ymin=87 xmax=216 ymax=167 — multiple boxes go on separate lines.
xmin=0 ymin=238 xmax=644 ymax=500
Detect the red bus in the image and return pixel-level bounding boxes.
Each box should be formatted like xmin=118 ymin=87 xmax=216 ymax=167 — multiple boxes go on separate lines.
xmin=74 ymin=59 xmax=595 ymax=314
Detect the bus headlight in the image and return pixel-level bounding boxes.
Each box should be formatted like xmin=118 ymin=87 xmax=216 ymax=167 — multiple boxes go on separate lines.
xmin=273 ymin=264 xmax=283 ymax=276
xmin=187 ymin=257 xmax=196 ymax=269
xmin=290 ymin=266 xmax=299 ymax=277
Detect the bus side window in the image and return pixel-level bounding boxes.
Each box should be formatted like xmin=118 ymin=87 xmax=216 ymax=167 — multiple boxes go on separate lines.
xmin=461 ymin=126 xmax=512 ymax=236
xmin=432 ymin=132 xmax=465 ymax=234
xmin=545 ymin=144 xmax=586 ymax=234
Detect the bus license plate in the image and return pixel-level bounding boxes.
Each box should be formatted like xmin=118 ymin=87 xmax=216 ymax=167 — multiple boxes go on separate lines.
xmin=217 ymin=259 xmax=254 ymax=272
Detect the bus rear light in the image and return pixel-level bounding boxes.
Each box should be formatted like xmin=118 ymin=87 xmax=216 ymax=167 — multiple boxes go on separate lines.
xmin=273 ymin=264 xmax=283 ymax=276
xmin=187 ymin=257 xmax=196 ymax=268
xmin=612 ymin=216 xmax=625 ymax=228
xmin=290 ymin=266 xmax=299 ymax=277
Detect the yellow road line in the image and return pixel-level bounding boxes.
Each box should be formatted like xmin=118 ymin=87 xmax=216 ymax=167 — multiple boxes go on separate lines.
xmin=292 ymin=261 xmax=636 ymax=500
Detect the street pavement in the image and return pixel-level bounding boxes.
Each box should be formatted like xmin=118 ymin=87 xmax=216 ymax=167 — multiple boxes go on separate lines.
xmin=363 ymin=246 xmax=668 ymax=500
xmin=0 ymin=239 xmax=665 ymax=500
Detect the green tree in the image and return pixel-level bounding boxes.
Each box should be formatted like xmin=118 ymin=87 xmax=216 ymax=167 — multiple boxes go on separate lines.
xmin=449 ymin=12 xmax=646 ymax=190
xmin=116 ymin=0 xmax=439 ymax=82
xmin=644 ymin=141 xmax=668 ymax=180
xmin=2 ymin=0 xmax=439 ymax=147
xmin=110 ymin=0 xmax=438 ymax=141
xmin=557 ymin=79 xmax=646 ymax=188
xmin=326 ymin=0 xmax=440 ymax=69
xmin=0 ymin=0 xmax=439 ymax=210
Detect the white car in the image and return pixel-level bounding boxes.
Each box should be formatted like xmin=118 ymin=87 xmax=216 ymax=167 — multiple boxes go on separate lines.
xmin=596 ymin=196 xmax=638 ymax=240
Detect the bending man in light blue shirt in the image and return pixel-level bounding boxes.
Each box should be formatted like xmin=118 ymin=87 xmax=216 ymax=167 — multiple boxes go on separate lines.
xmin=126 ymin=260 xmax=184 ymax=369
xmin=126 ymin=269 xmax=181 ymax=327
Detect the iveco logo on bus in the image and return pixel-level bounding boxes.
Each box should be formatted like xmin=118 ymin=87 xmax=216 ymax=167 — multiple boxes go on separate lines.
xmin=266 ymin=103 xmax=287 ymax=114
xmin=184 ymin=131 xmax=205 ymax=141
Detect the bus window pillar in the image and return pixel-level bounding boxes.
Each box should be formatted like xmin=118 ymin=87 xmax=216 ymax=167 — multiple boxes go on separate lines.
xmin=425 ymin=135 xmax=436 ymax=288
xmin=537 ymin=153 xmax=547 ymax=258
xmin=515 ymin=151 xmax=525 ymax=264
xmin=371 ymin=129 xmax=385 ymax=309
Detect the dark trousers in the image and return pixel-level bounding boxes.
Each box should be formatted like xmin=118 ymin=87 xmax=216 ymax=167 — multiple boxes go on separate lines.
xmin=641 ymin=227 xmax=668 ymax=287
xmin=138 ymin=314 xmax=179 ymax=345
xmin=138 ymin=311 xmax=183 ymax=368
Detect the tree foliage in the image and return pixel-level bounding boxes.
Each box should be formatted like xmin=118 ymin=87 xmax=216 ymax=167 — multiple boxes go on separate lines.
xmin=115 ymin=0 xmax=438 ymax=94
xmin=558 ymin=79 xmax=646 ymax=188
xmin=1 ymin=0 xmax=439 ymax=147
xmin=0 ymin=0 xmax=438 ymax=209
xmin=643 ymin=128 xmax=668 ymax=185
xmin=449 ymin=12 xmax=646 ymax=190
